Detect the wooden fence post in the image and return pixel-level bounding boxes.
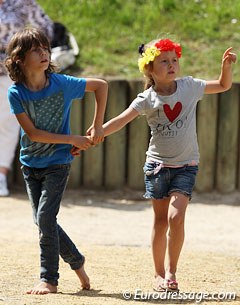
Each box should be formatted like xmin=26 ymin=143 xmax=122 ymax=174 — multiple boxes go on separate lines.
xmin=68 ymin=99 xmax=83 ymax=187
xmin=127 ymin=80 xmax=149 ymax=190
xmin=195 ymin=94 xmax=218 ymax=192
xmin=216 ymin=84 xmax=239 ymax=193
xmin=82 ymin=93 xmax=104 ymax=187
xmin=104 ymin=79 xmax=128 ymax=188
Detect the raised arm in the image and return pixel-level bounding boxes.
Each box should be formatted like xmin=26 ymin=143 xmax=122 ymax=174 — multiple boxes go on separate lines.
xmin=205 ymin=47 xmax=237 ymax=94
xmin=103 ymin=106 xmax=139 ymax=136
xmin=85 ymin=78 xmax=108 ymax=144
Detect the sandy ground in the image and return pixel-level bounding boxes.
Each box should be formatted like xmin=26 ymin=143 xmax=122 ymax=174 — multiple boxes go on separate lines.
xmin=0 ymin=188 xmax=240 ymax=305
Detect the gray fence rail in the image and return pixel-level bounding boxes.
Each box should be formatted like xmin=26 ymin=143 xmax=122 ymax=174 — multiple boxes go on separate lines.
xmin=10 ymin=79 xmax=240 ymax=193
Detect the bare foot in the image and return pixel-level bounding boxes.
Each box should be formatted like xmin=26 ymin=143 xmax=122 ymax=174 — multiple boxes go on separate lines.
xmin=26 ymin=282 xmax=57 ymax=295
xmin=75 ymin=264 xmax=90 ymax=290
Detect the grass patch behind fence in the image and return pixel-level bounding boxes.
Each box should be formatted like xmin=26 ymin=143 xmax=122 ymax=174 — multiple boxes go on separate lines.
xmin=38 ymin=0 xmax=240 ymax=81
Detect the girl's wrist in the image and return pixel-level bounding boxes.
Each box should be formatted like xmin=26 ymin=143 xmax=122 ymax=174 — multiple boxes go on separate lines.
xmin=92 ymin=121 xmax=104 ymax=128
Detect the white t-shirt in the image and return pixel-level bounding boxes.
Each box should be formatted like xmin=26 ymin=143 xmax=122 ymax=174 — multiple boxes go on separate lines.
xmin=130 ymin=76 xmax=206 ymax=165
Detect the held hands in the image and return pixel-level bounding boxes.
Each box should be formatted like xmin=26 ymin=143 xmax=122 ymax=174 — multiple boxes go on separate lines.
xmin=70 ymin=135 xmax=93 ymax=156
xmin=86 ymin=125 xmax=105 ymax=145
xmin=222 ymin=47 xmax=237 ymax=67
xmin=70 ymin=125 xmax=105 ymax=157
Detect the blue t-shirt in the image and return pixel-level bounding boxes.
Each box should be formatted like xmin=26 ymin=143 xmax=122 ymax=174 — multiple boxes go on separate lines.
xmin=8 ymin=73 xmax=86 ymax=168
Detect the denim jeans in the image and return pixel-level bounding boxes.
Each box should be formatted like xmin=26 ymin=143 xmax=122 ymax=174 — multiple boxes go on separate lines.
xmin=21 ymin=164 xmax=85 ymax=286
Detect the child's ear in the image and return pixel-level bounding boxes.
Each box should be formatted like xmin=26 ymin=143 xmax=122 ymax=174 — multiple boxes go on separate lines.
xmin=148 ymin=62 xmax=154 ymax=72
xmin=16 ymin=59 xmax=25 ymax=67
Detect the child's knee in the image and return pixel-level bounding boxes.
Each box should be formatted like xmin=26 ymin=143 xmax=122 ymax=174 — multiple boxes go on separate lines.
xmin=168 ymin=212 xmax=185 ymax=228
xmin=37 ymin=213 xmax=56 ymax=232
xmin=154 ymin=216 xmax=168 ymax=232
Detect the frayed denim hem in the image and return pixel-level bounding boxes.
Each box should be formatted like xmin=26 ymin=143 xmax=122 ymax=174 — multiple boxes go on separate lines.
xmin=143 ymin=190 xmax=192 ymax=201
xmin=168 ymin=189 xmax=192 ymax=200
xmin=143 ymin=193 xmax=169 ymax=200
xmin=70 ymin=256 xmax=85 ymax=271
xmin=41 ymin=278 xmax=58 ymax=286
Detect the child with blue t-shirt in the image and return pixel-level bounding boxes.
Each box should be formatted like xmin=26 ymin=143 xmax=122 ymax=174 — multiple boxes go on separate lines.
xmin=100 ymin=38 xmax=236 ymax=292
xmin=5 ymin=27 xmax=108 ymax=294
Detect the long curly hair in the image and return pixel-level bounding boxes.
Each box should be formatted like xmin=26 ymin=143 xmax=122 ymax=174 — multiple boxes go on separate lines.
xmin=5 ymin=27 xmax=57 ymax=83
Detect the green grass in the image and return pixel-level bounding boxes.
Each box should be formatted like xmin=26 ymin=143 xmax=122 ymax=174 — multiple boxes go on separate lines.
xmin=38 ymin=0 xmax=240 ymax=81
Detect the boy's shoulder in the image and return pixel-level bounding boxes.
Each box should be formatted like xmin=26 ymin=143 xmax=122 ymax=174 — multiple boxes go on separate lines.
xmin=49 ymin=72 xmax=65 ymax=81
xmin=49 ymin=72 xmax=85 ymax=83
xmin=49 ymin=72 xmax=71 ymax=81
xmin=8 ymin=82 xmax=22 ymax=94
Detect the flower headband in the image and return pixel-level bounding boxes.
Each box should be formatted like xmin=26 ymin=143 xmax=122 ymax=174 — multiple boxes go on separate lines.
xmin=138 ymin=39 xmax=182 ymax=72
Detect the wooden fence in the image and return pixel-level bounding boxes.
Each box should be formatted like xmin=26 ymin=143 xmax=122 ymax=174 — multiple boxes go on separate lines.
xmin=10 ymin=79 xmax=240 ymax=193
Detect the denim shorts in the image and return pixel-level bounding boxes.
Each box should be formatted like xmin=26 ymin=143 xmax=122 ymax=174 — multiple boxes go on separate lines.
xmin=143 ymin=162 xmax=198 ymax=200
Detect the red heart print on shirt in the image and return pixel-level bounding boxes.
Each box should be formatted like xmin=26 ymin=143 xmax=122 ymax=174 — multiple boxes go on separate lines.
xmin=163 ymin=102 xmax=182 ymax=122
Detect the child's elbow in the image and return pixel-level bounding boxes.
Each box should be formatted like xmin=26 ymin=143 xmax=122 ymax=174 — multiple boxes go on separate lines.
xmin=101 ymin=79 xmax=108 ymax=90
xmin=222 ymin=84 xmax=232 ymax=92
xmin=26 ymin=129 xmax=38 ymax=142
xmin=26 ymin=132 xmax=36 ymax=142
xmin=219 ymin=80 xmax=232 ymax=92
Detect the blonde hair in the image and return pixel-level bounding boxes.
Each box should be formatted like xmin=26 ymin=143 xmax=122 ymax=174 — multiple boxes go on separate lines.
xmin=141 ymin=40 xmax=158 ymax=90
xmin=5 ymin=27 xmax=58 ymax=83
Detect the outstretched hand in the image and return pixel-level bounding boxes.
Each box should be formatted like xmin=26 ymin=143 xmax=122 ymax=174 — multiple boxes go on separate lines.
xmin=222 ymin=47 xmax=237 ymax=66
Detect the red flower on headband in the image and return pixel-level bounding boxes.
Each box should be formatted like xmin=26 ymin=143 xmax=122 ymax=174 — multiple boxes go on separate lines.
xmin=154 ymin=39 xmax=182 ymax=58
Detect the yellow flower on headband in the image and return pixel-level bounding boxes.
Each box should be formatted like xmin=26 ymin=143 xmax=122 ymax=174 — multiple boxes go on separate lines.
xmin=138 ymin=46 xmax=161 ymax=72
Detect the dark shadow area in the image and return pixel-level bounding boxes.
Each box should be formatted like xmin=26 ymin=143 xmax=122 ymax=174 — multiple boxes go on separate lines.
xmin=58 ymin=288 xmax=239 ymax=304
xmin=191 ymin=191 xmax=240 ymax=207
xmin=62 ymin=187 xmax=150 ymax=211
xmin=7 ymin=186 xmax=240 ymax=211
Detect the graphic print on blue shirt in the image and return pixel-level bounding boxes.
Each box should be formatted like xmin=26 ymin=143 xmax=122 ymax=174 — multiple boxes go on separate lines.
xmin=21 ymin=91 xmax=64 ymax=158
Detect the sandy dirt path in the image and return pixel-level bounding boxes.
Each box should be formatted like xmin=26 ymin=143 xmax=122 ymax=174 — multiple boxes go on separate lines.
xmin=0 ymin=189 xmax=239 ymax=305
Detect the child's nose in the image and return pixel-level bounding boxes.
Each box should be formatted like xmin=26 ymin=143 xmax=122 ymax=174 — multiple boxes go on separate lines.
xmin=41 ymin=48 xmax=46 ymax=54
xmin=39 ymin=47 xmax=47 ymax=55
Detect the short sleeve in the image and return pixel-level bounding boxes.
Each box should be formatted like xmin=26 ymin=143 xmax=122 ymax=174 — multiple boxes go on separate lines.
xmin=187 ymin=76 xmax=206 ymax=101
xmin=61 ymin=75 xmax=86 ymax=100
xmin=130 ymin=88 xmax=153 ymax=115
xmin=8 ymin=86 xmax=25 ymax=114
